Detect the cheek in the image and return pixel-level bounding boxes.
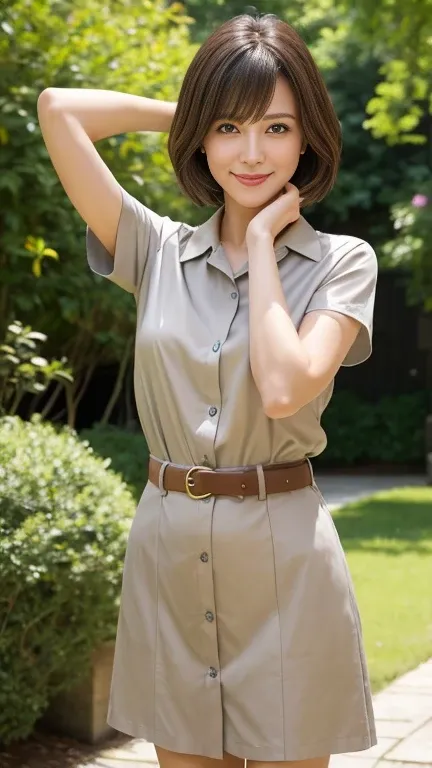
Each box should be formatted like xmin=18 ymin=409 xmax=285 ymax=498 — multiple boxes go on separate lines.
xmin=206 ymin=138 xmax=236 ymax=169
xmin=272 ymin=135 xmax=303 ymax=160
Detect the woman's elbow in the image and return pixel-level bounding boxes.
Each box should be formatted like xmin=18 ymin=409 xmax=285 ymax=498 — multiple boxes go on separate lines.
xmin=262 ymin=396 xmax=300 ymax=420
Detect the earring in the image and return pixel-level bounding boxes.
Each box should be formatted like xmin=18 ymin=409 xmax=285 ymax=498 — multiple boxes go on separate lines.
xmin=200 ymin=146 xmax=206 ymax=154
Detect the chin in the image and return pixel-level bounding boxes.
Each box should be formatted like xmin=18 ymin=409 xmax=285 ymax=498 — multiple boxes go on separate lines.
xmin=226 ymin=184 xmax=280 ymax=205
xmin=231 ymin=192 xmax=281 ymax=209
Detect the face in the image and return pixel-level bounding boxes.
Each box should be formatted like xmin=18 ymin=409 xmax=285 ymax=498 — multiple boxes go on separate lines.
xmin=202 ymin=75 xmax=304 ymax=209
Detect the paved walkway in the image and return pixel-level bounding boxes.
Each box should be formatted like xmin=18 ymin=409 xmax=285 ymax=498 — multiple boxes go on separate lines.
xmin=82 ymin=659 xmax=432 ymax=767
xmin=314 ymin=473 xmax=425 ymax=511
xmin=82 ymin=474 xmax=430 ymax=768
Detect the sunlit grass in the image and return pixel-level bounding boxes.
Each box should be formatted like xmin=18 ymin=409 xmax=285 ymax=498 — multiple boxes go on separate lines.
xmin=333 ymin=486 xmax=432 ymax=691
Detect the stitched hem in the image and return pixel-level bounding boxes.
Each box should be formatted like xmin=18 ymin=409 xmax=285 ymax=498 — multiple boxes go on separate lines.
xmin=225 ymin=732 xmax=378 ymax=761
xmin=107 ymin=712 xmax=377 ymax=761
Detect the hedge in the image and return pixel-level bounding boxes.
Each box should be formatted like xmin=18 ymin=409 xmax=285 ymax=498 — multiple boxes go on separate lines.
xmin=0 ymin=416 xmax=136 ymax=744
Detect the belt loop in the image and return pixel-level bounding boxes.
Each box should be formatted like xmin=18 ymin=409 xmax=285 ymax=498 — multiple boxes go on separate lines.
xmin=158 ymin=460 xmax=169 ymax=497
xmin=306 ymin=457 xmax=315 ymax=486
xmin=256 ymin=464 xmax=267 ymax=501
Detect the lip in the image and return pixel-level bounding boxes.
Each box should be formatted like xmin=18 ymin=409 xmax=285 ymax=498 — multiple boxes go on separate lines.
xmin=232 ymin=173 xmax=272 ymax=186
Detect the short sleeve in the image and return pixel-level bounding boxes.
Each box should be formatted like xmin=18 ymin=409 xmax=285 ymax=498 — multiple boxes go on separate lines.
xmin=86 ymin=187 xmax=164 ymax=294
xmin=305 ymin=239 xmax=378 ymax=366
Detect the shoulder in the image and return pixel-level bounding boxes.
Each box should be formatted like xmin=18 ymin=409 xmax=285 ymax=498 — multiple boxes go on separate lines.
xmin=315 ymin=230 xmax=378 ymax=278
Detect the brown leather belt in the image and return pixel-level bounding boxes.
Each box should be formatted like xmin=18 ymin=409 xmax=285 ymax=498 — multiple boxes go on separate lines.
xmin=148 ymin=456 xmax=312 ymax=499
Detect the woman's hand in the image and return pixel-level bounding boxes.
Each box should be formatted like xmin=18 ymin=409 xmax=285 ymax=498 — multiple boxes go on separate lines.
xmin=246 ymin=183 xmax=303 ymax=245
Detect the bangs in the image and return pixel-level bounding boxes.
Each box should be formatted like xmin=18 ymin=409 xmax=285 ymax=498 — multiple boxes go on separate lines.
xmin=210 ymin=47 xmax=279 ymax=125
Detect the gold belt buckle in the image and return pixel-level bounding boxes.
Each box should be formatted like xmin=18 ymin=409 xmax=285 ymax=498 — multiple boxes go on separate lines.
xmin=185 ymin=465 xmax=212 ymax=500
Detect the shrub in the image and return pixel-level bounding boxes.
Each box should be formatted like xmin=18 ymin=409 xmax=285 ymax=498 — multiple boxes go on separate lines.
xmin=0 ymin=415 xmax=136 ymax=744
xmin=318 ymin=390 xmax=428 ymax=466
xmin=80 ymin=423 xmax=149 ymax=499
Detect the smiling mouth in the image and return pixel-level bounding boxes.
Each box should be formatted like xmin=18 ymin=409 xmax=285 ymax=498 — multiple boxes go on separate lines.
xmin=232 ymin=173 xmax=273 ymax=186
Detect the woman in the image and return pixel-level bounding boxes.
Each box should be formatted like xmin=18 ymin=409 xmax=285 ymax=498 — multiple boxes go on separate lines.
xmin=38 ymin=12 xmax=378 ymax=768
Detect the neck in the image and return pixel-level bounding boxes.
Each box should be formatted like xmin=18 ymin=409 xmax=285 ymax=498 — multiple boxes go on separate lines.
xmin=219 ymin=193 xmax=275 ymax=250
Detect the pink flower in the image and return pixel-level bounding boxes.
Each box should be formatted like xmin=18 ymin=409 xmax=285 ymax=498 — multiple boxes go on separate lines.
xmin=411 ymin=194 xmax=429 ymax=208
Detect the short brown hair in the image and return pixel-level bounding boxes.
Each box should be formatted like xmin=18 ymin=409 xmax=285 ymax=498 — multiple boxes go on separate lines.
xmin=168 ymin=14 xmax=342 ymax=208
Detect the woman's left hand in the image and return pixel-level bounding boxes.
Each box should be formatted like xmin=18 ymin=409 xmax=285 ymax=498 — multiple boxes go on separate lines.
xmin=246 ymin=183 xmax=303 ymax=245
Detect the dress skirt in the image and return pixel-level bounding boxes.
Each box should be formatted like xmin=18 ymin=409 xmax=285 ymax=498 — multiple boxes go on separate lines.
xmin=106 ymin=477 xmax=377 ymax=761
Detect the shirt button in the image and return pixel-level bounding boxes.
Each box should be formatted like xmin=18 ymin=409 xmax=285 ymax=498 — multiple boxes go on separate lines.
xmin=231 ymin=291 xmax=238 ymax=299
xmin=212 ymin=341 xmax=221 ymax=353
xmin=209 ymin=406 xmax=218 ymax=417
xmin=200 ymin=552 xmax=209 ymax=563
xmin=205 ymin=610 xmax=214 ymax=622
xmin=209 ymin=667 xmax=218 ymax=678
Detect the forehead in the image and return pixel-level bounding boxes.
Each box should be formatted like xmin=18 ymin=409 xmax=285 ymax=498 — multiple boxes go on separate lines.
xmin=215 ymin=74 xmax=298 ymax=123
xmin=269 ymin=76 xmax=297 ymax=114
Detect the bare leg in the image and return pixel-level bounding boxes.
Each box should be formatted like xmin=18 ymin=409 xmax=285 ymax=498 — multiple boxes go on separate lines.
xmin=156 ymin=746 xmax=245 ymax=768
xmin=248 ymin=757 xmax=330 ymax=768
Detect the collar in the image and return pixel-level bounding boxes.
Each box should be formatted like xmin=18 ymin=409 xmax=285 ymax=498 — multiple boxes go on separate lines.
xmin=179 ymin=206 xmax=322 ymax=263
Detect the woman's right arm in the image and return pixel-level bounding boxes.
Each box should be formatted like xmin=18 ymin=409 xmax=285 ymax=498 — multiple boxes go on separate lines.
xmin=37 ymin=89 xmax=176 ymax=258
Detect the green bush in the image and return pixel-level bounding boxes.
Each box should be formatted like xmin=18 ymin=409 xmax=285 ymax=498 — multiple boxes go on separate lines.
xmin=80 ymin=423 xmax=149 ymax=499
xmin=318 ymin=390 xmax=428 ymax=466
xmin=0 ymin=415 xmax=136 ymax=744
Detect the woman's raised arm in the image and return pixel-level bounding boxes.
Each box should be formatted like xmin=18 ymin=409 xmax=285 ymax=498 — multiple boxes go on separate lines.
xmin=37 ymin=89 xmax=176 ymax=258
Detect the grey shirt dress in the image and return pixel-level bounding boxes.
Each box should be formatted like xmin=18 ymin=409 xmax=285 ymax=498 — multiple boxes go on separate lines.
xmin=86 ymin=187 xmax=378 ymax=762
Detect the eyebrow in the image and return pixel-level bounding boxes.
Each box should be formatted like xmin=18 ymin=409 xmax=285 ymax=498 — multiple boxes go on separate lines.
xmin=263 ymin=112 xmax=296 ymax=121
xmin=215 ymin=112 xmax=296 ymax=124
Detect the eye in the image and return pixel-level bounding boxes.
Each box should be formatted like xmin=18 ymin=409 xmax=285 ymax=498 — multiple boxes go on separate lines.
xmin=268 ymin=123 xmax=291 ymax=134
xmin=216 ymin=123 xmax=238 ymax=134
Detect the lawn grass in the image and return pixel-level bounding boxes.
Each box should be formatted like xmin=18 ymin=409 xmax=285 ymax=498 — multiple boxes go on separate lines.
xmin=333 ymin=485 xmax=432 ymax=693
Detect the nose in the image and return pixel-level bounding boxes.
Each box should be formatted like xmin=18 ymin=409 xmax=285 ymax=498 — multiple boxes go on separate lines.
xmin=239 ymin=132 xmax=265 ymax=166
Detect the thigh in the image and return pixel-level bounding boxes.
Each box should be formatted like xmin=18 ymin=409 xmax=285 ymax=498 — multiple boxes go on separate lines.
xmin=248 ymin=758 xmax=330 ymax=768
xmin=156 ymin=746 xmax=245 ymax=768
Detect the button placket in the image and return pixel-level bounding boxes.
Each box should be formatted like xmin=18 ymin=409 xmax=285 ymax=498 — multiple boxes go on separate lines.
xmin=195 ymin=504 xmax=219 ymax=692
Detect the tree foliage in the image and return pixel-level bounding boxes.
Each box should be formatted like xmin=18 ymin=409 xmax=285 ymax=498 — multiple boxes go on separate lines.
xmin=334 ymin=0 xmax=432 ymax=146
xmin=0 ymin=0 xmax=197 ymax=426
xmin=0 ymin=321 xmax=73 ymax=417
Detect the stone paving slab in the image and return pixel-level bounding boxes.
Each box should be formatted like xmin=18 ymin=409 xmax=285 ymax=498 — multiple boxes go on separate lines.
xmin=346 ymin=738 xmax=399 ymax=760
xmin=372 ymin=693 xmax=432 ymax=723
xmin=375 ymin=719 xmax=419 ymax=739
xmin=330 ymin=757 xmax=378 ymax=768
xmin=98 ymin=742 xmax=158 ymax=763
xmin=382 ymin=764 xmax=432 ymax=768
xmin=384 ymin=719 xmax=432 ymax=763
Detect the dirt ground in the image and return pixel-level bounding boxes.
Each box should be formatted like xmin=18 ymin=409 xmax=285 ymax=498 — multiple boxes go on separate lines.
xmin=0 ymin=729 xmax=130 ymax=768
